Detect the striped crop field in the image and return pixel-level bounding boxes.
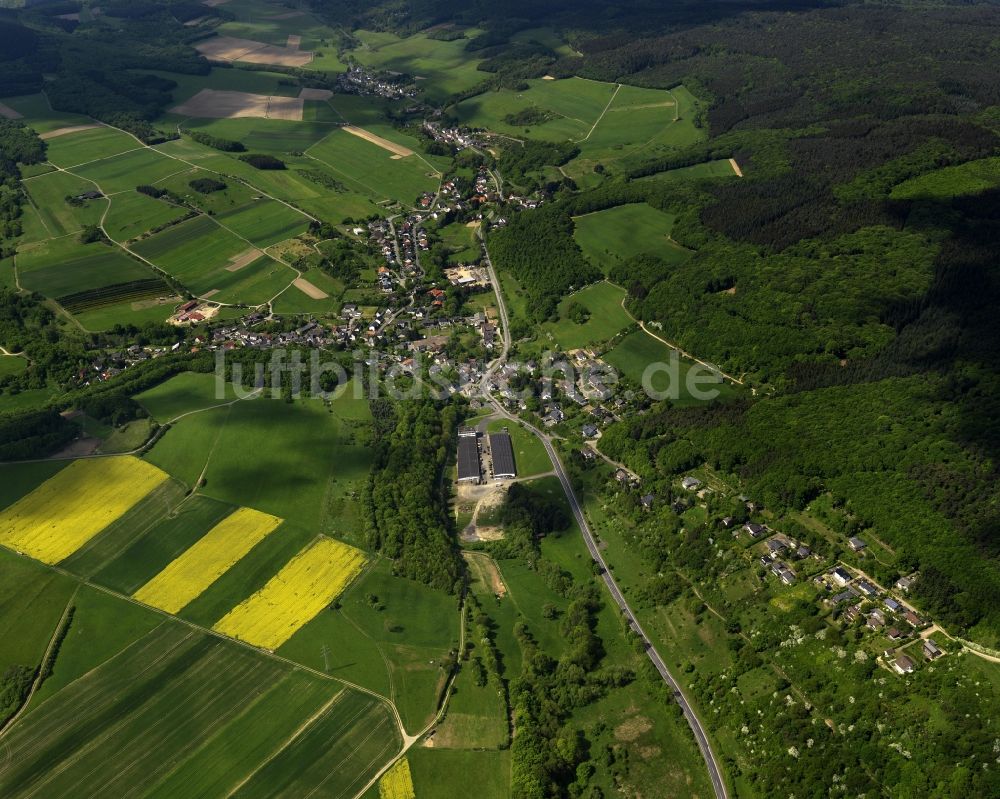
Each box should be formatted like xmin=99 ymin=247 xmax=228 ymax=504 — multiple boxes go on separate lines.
xmin=379 ymin=757 xmax=416 ymax=799
xmin=0 ymin=457 xmax=168 ymax=564
xmin=213 ymin=536 xmax=367 ymax=650
xmin=133 ymin=507 xmax=282 ymax=614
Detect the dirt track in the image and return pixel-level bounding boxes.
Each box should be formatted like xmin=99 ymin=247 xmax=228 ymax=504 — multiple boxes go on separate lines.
xmin=342 ymin=125 xmax=414 ymax=157
xmin=0 ymin=102 xmax=23 ymax=120
xmin=293 ymin=277 xmax=328 ymax=299
xmin=40 ymin=124 xmax=102 ymax=140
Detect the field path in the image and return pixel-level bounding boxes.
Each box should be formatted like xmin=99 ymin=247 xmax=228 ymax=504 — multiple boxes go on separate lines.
xmin=0 ymin=587 xmax=78 ymax=739
xmin=615 ymin=290 xmax=745 ymax=385
xmin=576 ymin=83 xmax=621 ymax=143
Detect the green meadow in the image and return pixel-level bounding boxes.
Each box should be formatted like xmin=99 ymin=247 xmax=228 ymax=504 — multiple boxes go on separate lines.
xmin=605 ymin=329 xmax=742 ymax=405
xmin=43 ymin=127 xmax=139 ymax=169
xmin=539 ymin=281 xmax=634 ymax=350
xmin=306 ymin=128 xmax=440 ymax=207
xmin=573 ymin=202 xmax=692 ymax=273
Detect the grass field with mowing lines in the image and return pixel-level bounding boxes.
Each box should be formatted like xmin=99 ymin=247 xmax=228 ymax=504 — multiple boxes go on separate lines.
xmin=214 ymin=536 xmax=367 ymax=650
xmin=234 ymin=689 xmax=401 ymax=799
xmin=143 ymin=670 xmax=337 ymax=799
xmin=0 ymin=457 xmax=168 ymax=564
xmin=43 ymin=126 xmax=140 ymax=168
xmin=0 ymin=623 xmax=319 ymax=799
xmin=307 ymin=128 xmax=439 ymax=206
xmin=573 ymin=202 xmax=691 ymax=273
xmin=539 ymin=281 xmax=633 ymax=350
xmin=16 ymin=236 xmax=162 ymax=300
xmin=379 ymin=757 xmax=415 ymax=799
xmin=22 ymin=170 xmax=106 ymax=238
xmin=215 ymin=198 xmax=309 ymax=247
xmin=134 ymin=507 xmax=283 ymax=614
xmin=71 ymin=147 xmax=185 ymax=194
xmin=103 ymin=189 xmax=189 ymax=242
xmin=132 ymin=214 xmax=296 ymax=302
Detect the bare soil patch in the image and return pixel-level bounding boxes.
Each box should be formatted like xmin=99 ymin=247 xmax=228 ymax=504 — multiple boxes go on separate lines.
xmin=729 ymin=157 xmax=744 ymax=178
xmin=299 ymin=87 xmax=333 ymax=101
xmin=614 ymin=715 xmax=653 ymax=742
xmin=542 ymin=75 xmax=556 ymax=80
xmin=40 ymin=124 xmax=102 ymax=140
xmin=266 ymin=95 xmax=304 ymax=121
xmin=342 ymin=125 xmax=414 ymax=157
xmin=183 ymin=16 xmax=209 ymax=27
xmin=195 ymin=35 xmax=313 ymax=68
xmin=462 ymin=552 xmax=507 ymax=597
xmin=201 ymin=289 xmax=220 ymax=299
xmin=171 ymin=89 xmax=302 ymax=121
xmin=202 ymin=0 xmax=230 ymax=6
xmin=293 ymin=277 xmax=328 ymax=299
xmin=51 ymin=437 xmax=101 ymax=459
xmin=286 ymin=34 xmax=302 ymax=50
xmin=225 ymin=248 xmax=263 ymax=272
xmin=0 ymin=102 xmax=23 ymax=120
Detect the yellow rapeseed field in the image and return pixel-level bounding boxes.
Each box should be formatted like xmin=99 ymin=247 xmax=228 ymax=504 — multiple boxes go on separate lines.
xmin=213 ymin=536 xmax=367 ymax=650
xmin=133 ymin=507 xmax=282 ymax=614
xmin=0 ymin=456 xmax=168 ymax=564
xmin=379 ymin=757 xmax=415 ymax=799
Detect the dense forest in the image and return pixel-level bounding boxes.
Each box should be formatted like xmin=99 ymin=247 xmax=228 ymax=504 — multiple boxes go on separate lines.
xmin=364 ymin=399 xmax=465 ymax=592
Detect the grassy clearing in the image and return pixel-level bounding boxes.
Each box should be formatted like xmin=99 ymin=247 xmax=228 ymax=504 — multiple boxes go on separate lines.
xmin=638 ymin=158 xmax=741 ymax=183
xmin=407 ymin=748 xmax=510 ymax=799
xmin=605 ymin=329 xmax=742 ymax=405
xmin=143 ymin=397 xmax=367 ymax=530
xmin=0 ymin=354 xmax=28 ymax=378
xmin=539 ymin=281 xmax=633 ymax=349
xmin=573 ymin=202 xmax=691 ymax=274
xmin=0 ymin=94 xmax=94 ymax=135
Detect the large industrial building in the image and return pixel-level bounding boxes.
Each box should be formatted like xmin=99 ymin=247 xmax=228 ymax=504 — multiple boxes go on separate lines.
xmin=457 ymin=427 xmax=481 ymax=483
xmin=488 ymin=431 xmax=517 ymax=479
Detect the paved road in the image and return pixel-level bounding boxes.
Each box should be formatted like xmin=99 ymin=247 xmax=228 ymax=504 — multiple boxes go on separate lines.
xmin=478 ymin=233 xmax=729 ymax=799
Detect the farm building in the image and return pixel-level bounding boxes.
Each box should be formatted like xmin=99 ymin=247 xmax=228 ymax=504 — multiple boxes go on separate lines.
xmin=489 ymin=431 xmax=517 ymax=479
xmin=457 ymin=431 xmax=481 ymax=483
